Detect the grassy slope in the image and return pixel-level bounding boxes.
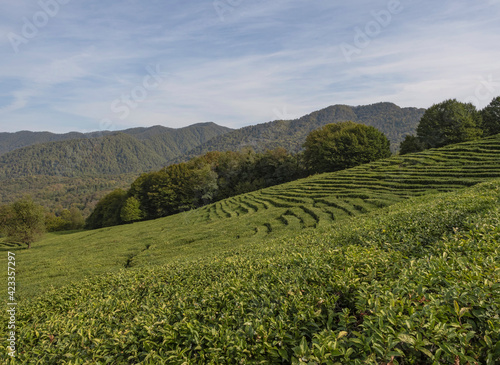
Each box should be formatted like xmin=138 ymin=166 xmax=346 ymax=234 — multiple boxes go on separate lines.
xmin=3 ymin=134 xmax=500 ymax=300
xmin=1 ymin=179 xmax=500 ymax=364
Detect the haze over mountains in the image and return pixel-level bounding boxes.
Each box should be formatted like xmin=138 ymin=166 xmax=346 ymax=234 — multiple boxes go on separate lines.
xmin=0 ymin=102 xmax=424 ymax=213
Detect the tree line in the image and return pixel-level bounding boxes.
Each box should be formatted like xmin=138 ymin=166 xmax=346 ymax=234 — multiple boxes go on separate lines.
xmin=85 ymin=121 xmax=391 ymax=229
xmin=5 ymin=94 xmax=499 ymax=247
xmin=400 ymin=96 xmax=500 ymax=154
xmin=3 ymin=121 xmax=391 ymax=241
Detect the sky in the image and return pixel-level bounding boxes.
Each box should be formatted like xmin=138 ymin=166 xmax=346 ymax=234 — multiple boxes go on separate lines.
xmin=0 ymin=0 xmax=499 ymax=133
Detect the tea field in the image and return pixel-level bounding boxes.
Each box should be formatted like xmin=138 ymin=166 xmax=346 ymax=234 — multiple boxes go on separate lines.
xmin=1 ymin=135 xmax=500 ymax=363
xmin=1 ymin=180 xmax=500 ymax=363
xmin=3 ymin=135 xmax=500 ymax=300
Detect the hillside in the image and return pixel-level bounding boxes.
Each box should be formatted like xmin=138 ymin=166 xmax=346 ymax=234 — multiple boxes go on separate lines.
xmin=175 ymin=102 xmax=425 ymax=163
xmin=0 ymin=123 xmax=233 ymax=157
xmin=1 ymin=138 xmax=500 ymax=362
xmin=0 ymin=130 xmax=91 ymax=156
xmin=0 ymin=123 xmax=232 ymax=211
xmin=0 ymin=123 xmax=232 ymax=179
xmin=5 ymin=134 xmax=500 ymax=299
xmin=0 ymin=174 xmax=137 ymax=216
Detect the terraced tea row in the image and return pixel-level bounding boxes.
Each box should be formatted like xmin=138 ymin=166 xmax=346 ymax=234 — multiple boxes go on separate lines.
xmin=4 ymin=180 xmax=500 ymax=364
xmin=202 ymin=134 xmax=500 ymax=236
xmin=5 ymin=135 xmax=500 ymax=299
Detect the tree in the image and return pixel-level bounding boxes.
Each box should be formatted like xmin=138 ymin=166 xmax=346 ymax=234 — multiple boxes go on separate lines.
xmin=120 ymin=197 xmax=143 ymax=223
xmin=416 ymin=99 xmax=483 ymax=149
xmin=0 ymin=197 xmax=45 ymax=249
xmin=85 ymin=189 xmax=127 ymax=229
xmin=399 ymin=135 xmax=426 ymax=155
xmin=303 ymin=121 xmax=392 ymax=173
xmin=481 ymin=96 xmax=500 ymax=136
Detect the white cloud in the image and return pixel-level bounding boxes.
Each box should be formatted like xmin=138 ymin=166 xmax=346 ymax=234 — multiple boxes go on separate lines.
xmin=0 ymin=0 xmax=499 ymax=133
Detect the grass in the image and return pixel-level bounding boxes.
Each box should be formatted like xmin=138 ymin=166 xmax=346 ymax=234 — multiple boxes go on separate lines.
xmin=1 ymin=180 xmax=499 ymax=364
xmin=1 ymin=135 xmax=500 ymax=363
xmin=3 ymin=135 xmax=500 ymax=299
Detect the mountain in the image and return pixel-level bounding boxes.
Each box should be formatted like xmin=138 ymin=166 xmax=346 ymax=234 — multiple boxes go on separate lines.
xmin=0 ymin=123 xmax=232 ymax=213
xmin=173 ymin=102 xmax=424 ymax=163
xmin=0 ymin=123 xmax=232 ymax=157
xmin=0 ymin=103 xmax=423 ymax=212
xmin=0 ymin=123 xmax=232 ymax=179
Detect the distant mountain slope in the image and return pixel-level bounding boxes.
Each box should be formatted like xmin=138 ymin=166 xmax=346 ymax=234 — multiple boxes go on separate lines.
xmin=0 ymin=123 xmax=232 ymax=179
xmin=0 ymin=103 xmax=422 ymax=211
xmin=0 ymin=122 xmax=232 ymax=157
xmin=0 ymin=130 xmax=91 ymax=156
xmin=175 ymin=103 xmax=424 ymax=163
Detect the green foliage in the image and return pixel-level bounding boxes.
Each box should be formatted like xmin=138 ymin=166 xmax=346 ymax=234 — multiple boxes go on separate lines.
xmin=0 ymin=124 xmax=231 ymax=217
xmin=9 ymin=134 xmax=500 ymax=298
xmin=181 ymin=103 xmax=424 ymax=160
xmin=0 ymin=130 xmax=85 ymax=156
xmin=84 ymin=189 xmax=127 ymax=229
xmin=0 ymin=123 xmax=232 ymax=179
xmin=0 ymin=174 xmax=137 ymax=217
xmin=45 ymin=207 xmax=85 ymax=232
xmin=0 ymin=105 xmax=421 ymax=215
xmin=482 ymin=96 xmax=500 ymax=136
xmin=399 ymin=135 xmax=426 ymax=155
xmin=303 ymin=121 xmax=391 ymax=173
xmin=4 ymin=135 xmax=500 ymax=363
xmin=120 ymin=197 xmax=144 ymax=223
xmin=0 ymin=197 xmax=45 ymax=249
xmin=90 ymin=148 xmax=305 ymax=227
xmin=2 ymin=181 xmax=500 ymax=363
xmin=416 ymin=99 xmax=483 ymax=149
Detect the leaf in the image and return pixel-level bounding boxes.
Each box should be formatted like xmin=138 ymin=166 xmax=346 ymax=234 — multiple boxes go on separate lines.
xmin=418 ymin=347 xmax=434 ymax=358
xmin=397 ymin=333 xmax=416 ymax=346
xmin=484 ymin=335 xmax=492 ymax=347
xmin=337 ymin=331 xmax=348 ymax=340
xmin=458 ymin=307 xmax=471 ymax=318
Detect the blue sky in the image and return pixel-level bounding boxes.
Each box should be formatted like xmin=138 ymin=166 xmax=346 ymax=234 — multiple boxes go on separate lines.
xmin=0 ymin=0 xmax=499 ymax=133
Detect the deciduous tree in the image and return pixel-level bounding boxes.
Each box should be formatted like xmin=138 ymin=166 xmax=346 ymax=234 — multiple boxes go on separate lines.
xmin=416 ymin=99 xmax=483 ymax=149
xmin=120 ymin=197 xmax=144 ymax=223
xmin=303 ymin=121 xmax=391 ymax=173
xmin=481 ymin=96 xmax=500 ymax=136
xmin=0 ymin=197 xmax=45 ymax=249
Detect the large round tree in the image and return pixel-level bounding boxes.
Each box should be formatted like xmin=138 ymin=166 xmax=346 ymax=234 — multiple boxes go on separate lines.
xmin=0 ymin=197 xmax=45 ymax=249
xmin=481 ymin=96 xmax=500 ymax=136
xmin=303 ymin=121 xmax=391 ymax=173
xmin=416 ymin=99 xmax=483 ymax=149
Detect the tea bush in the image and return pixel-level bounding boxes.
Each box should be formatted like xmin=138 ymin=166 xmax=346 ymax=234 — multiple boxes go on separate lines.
xmin=2 ymin=181 xmax=499 ymax=364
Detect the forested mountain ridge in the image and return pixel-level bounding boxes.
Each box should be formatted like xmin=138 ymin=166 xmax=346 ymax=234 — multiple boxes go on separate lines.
xmin=0 ymin=122 xmax=232 ymax=179
xmin=0 ymin=103 xmax=423 ymax=213
xmin=0 ymin=130 xmax=92 ymax=156
xmin=0 ymin=122 xmax=232 ymax=213
xmin=0 ymin=122 xmax=232 ymax=157
xmin=174 ymin=102 xmax=424 ymax=163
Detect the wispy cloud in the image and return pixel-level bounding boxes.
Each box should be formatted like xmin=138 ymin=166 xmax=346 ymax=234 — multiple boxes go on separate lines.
xmin=0 ymin=0 xmax=499 ymax=133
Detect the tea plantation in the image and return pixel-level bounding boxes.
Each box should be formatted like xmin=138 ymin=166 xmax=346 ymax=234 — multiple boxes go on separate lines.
xmin=1 ymin=135 xmax=500 ymax=363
